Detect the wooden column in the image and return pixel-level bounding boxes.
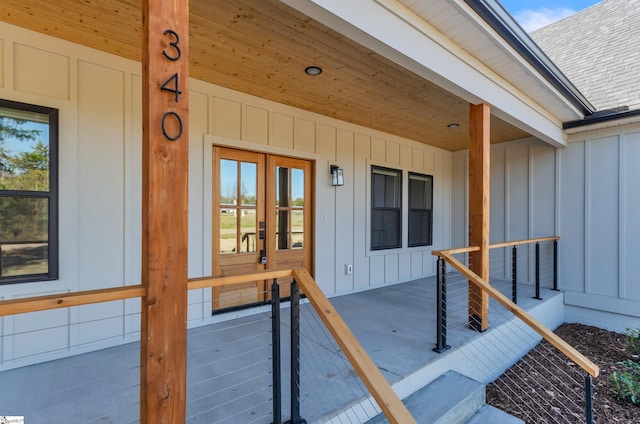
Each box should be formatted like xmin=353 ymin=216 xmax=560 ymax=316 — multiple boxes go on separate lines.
xmin=468 ymin=103 xmax=490 ymax=332
xmin=140 ymin=1 xmax=189 ymax=423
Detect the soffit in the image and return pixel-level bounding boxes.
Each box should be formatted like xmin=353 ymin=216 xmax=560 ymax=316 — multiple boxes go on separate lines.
xmin=403 ymin=0 xmax=586 ymax=122
xmin=0 ymin=0 xmax=530 ymax=151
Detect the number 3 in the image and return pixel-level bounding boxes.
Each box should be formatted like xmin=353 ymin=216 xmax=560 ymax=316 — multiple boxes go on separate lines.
xmin=162 ymin=29 xmax=181 ymax=61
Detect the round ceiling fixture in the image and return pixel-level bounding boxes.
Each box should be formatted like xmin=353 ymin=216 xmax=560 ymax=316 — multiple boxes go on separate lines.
xmin=304 ymin=66 xmax=323 ymax=76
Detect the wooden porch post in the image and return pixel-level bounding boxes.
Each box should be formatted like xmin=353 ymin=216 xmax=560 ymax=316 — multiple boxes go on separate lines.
xmin=468 ymin=103 xmax=490 ymax=332
xmin=140 ymin=0 xmax=189 ymax=423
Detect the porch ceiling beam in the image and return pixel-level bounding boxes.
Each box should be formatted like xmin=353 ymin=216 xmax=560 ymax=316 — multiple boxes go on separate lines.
xmin=468 ymin=103 xmax=490 ymax=332
xmin=140 ymin=1 xmax=189 ymax=423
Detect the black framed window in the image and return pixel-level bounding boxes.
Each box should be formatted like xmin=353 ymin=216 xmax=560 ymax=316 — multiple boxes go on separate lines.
xmin=371 ymin=166 xmax=401 ymax=250
xmin=0 ymin=99 xmax=58 ymax=284
xmin=408 ymin=172 xmax=433 ymax=247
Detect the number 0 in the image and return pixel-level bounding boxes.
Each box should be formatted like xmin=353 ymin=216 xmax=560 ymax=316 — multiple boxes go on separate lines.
xmin=162 ymin=112 xmax=183 ymax=141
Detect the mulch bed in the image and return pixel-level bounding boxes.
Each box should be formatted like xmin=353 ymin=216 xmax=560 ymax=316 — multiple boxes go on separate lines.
xmin=486 ymin=323 xmax=639 ymax=423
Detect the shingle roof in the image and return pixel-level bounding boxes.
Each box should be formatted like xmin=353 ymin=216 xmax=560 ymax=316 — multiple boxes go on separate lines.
xmin=531 ymin=0 xmax=640 ymax=112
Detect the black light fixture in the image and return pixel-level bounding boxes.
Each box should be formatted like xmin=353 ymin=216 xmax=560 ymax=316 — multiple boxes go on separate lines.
xmin=305 ymin=66 xmax=323 ymax=76
xmin=330 ymin=164 xmax=344 ymax=186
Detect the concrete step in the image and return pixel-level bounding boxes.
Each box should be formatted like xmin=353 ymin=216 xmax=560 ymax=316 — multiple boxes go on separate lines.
xmin=366 ymin=370 xmax=485 ymax=424
xmin=464 ymin=404 xmax=524 ymax=424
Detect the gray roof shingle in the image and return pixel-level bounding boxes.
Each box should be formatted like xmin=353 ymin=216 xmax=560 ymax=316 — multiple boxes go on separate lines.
xmin=531 ymin=0 xmax=640 ymax=111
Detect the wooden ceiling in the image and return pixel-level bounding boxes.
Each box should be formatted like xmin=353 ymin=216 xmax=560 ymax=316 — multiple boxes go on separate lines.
xmin=0 ymin=0 xmax=530 ymax=151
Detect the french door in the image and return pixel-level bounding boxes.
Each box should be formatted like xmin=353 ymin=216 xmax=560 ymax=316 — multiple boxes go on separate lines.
xmin=212 ymin=147 xmax=312 ymax=312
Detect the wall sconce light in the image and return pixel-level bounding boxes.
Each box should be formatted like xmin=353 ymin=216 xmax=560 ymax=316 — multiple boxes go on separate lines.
xmin=330 ymin=164 xmax=344 ymax=186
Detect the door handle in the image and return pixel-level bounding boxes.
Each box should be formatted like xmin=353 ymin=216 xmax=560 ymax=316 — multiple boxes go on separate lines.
xmin=259 ymin=221 xmax=266 ymax=264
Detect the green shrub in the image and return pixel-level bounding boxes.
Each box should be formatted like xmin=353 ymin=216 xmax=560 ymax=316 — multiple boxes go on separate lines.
xmin=611 ymin=360 xmax=640 ymax=406
xmin=625 ymin=327 xmax=640 ymax=356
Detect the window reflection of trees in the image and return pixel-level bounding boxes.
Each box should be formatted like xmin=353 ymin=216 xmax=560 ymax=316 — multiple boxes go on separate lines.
xmin=0 ymin=105 xmax=54 ymax=280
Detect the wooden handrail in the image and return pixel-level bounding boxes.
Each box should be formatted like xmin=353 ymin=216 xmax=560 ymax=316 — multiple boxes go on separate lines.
xmin=432 ymin=246 xmax=480 ymax=256
xmin=0 ymin=270 xmax=298 ymax=317
xmin=433 ymin=236 xmax=560 ymax=257
xmin=437 ymin=251 xmax=599 ymax=377
xmin=293 ymin=268 xmax=416 ymax=424
xmin=489 ymin=236 xmax=559 ymax=250
xmin=1 ymin=236 xmax=561 ymax=316
xmin=0 ymin=285 xmax=145 ymax=317
xmin=187 ymin=269 xmax=293 ymax=290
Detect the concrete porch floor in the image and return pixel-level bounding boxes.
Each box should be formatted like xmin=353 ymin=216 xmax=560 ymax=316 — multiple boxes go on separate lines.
xmin=0 ymin=276 xmax=563 ymax=423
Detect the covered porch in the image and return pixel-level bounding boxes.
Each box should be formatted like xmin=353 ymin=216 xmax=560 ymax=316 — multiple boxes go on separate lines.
xmin=0 ymin=0 xmax=598 ymax=422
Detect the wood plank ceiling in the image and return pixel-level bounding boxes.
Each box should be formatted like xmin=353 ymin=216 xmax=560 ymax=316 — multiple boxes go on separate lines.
xmin=0 ymin=0 xmax=530 ymax=151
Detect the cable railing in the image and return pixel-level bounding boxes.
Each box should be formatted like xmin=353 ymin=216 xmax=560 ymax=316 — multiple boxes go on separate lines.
xmin=432 ymin=237 xmax=600 ymax=423
xmin=0 ymin=269 xmax=415 ymax=424
xmin=0 ymin=289 xmax=144 ymax=423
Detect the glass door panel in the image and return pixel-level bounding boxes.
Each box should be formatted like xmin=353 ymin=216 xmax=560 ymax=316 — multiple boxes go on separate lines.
xmin=212 ymin=147 xmax=265 ymax=311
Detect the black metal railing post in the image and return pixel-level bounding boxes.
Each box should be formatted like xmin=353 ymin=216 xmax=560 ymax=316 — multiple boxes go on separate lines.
xmin=533 ymin=242 xmax=542 ymax=300
xmin=433 ymin=256 xmax=450 ymax=353
xmin=585 ymin=374 xmax=594 ymax=424
xmin=552 ymin=239 xmax=559 ymax=291
xmin=271 ymin=279 xmax=282 ymax=424
xmin=290 ymin=280 xmax=306 ymax=424
xmin=511 ymin=245 xmax=518 ymax=304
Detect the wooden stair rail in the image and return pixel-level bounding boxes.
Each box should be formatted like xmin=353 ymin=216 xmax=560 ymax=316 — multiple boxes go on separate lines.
xmin=293 ymin=268 xmax=416 ymax=424
xmin=434 ymin=250 xmax=599 ymax=378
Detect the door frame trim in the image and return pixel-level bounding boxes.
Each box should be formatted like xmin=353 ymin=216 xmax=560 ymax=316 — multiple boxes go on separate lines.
xmin=209 ymin=143 xmax=315 ymax=312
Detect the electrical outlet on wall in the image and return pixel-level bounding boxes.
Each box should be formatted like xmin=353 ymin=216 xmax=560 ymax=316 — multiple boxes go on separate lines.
xmin=345 ymin=264 xmax=353 ymax=275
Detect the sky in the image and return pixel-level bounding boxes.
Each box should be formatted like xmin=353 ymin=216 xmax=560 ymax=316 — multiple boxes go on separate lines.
xmin=498 ymin=0 xmax=601 ymax=32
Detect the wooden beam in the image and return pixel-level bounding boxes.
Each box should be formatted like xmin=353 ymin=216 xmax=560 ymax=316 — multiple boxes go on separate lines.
xmin=468 ymin=103 xmax=490 ymax=331
xmin=140 ymin=1 xmax=189 ymax=423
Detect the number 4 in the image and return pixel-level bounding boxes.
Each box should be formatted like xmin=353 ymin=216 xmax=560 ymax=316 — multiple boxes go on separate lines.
xmin=161 ymin=73 xmax=182 ymax=102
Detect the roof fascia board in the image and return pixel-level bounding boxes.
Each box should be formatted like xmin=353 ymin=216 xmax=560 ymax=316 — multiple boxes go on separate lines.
xmin=463 ymin=0 xmax=596 ymax=116
xmin=281 ymin=0 xmax=567 ymax=147
xmin=564 ymin=109 xmax=640 ymax=133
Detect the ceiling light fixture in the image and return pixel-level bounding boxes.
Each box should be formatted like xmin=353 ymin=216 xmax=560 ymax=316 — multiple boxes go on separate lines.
xmin=447 ymin=123 xmax=460 ymax=128
xmin=305 ymin=66 xmax=323 ymax=76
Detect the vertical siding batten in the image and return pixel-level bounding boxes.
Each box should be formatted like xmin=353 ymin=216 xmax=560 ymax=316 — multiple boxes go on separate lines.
xmin=584 ymin=140 xmax=591 ymax=294
xmin=618 ymin=134 xmax=625 ymax=299
xmin=354 ymin=133 xmax=371 ymax=291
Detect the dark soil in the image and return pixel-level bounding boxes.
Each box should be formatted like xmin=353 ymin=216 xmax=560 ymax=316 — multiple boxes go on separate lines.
xmin=486 ymin=323 xmax=639 ymax=423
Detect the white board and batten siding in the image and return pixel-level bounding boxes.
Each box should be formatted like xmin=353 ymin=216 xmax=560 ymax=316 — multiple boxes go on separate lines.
xmin=561 ymin=127 xmax=640 ymax=331
xmin=452 ymin=137 xmax=558 ymax=284
xmin=0 ymin=22 xmax=451 ymax=369
xmin=452 ymin=130 xmax=640 ymax=332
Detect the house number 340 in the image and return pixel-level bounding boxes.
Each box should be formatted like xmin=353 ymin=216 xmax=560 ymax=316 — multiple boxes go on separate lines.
xmin=160 ymin=29 xmax=183 ymax=141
